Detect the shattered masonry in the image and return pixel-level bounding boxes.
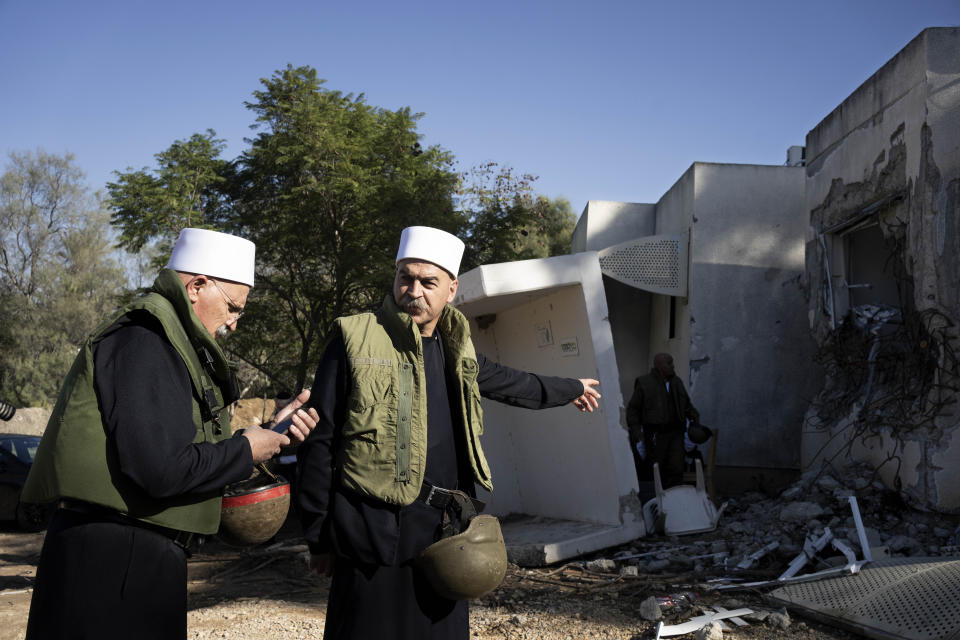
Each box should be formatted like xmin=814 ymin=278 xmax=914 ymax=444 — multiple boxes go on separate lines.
xmin=802 ymin=28 xmax=960 ymax=513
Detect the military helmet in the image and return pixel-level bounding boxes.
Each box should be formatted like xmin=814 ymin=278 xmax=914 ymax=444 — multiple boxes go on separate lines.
xmin=687 ymin=422 xmax=713 ymax=445
xmin=415 ymin=515 xmax=508 ymax=600
xmin=218 ymin=471 xmax=290 ymax=546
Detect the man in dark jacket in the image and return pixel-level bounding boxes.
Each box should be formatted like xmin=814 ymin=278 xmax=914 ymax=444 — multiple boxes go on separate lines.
xmin=297 ymin=226 xmax=602 ymax=640
xmin=626 ymin=352 xmax=699 ymax=489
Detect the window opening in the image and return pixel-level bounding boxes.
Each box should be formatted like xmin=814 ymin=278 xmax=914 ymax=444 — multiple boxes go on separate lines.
xmin=668 ymin=296 xmax=677 ymax=340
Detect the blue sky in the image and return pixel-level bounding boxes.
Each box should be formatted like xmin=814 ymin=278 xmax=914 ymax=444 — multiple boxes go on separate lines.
xmin=1 ymin=0 xmax=958 ymax=216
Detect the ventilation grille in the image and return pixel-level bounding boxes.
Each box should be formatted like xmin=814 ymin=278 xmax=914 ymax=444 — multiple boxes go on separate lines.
xmin=597 ymin=234 xmax=687 ymax=296
xmin=768 ymin=558 xmax=960 ymax=640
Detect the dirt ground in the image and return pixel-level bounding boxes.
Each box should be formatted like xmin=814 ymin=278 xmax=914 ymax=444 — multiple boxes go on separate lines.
xmin=0 ymin=516 xmax=862 ymax=640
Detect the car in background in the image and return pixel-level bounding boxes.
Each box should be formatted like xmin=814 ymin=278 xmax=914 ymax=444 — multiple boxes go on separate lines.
xmin=0 ymin=434 xmax=54 ymax=531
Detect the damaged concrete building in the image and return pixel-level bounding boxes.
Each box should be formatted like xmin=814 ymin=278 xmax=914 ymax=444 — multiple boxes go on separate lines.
xmin=572 ymin=164 xmax=822 ymax=496
xmin=448 ymin=29 xmax=960 ymax=566
xmin=565 ymin=27 xmax=960 ymax=514
xmin=802 ymin=27 xmax=960 ymax=513
xmin=449 ymin=158 xmax=822 ymax=564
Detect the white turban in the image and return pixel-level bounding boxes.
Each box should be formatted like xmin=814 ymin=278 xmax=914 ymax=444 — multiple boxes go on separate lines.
xmin=395 ymin=226 xmax=465 ymax=277
xmin=166 ymin=228 xmax=256 ymax=287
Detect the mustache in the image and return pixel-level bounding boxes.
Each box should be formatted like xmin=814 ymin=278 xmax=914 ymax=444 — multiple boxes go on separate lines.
xmin=215 ymin=324 xmax=231 ymax=339
xmin=400 ymin=297 xmax=429 ymax=314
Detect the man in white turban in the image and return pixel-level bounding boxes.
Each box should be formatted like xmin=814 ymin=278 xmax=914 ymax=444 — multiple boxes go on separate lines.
xmin=297 ymin=226 xmax=601 ymax=640
xmin=23 ymin=228 xmax=320 ymax=640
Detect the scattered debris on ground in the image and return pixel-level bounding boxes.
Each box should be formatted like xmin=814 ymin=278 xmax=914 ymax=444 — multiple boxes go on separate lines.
xmin=2 ymin=460 xmax=958 ymax=639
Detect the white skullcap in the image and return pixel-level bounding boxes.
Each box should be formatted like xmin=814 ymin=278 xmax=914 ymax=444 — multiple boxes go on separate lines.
xmin=395 ymin=226 xmax=465 ymax=277
xmin=166 ymin=228 xmax=256 ymax=287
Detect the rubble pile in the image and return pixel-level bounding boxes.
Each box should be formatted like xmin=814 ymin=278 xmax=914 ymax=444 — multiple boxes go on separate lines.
xmin=467 ymin=465 xmax=960 ymax=638
xmin=611 ymin=463 xmax=960 ymax=579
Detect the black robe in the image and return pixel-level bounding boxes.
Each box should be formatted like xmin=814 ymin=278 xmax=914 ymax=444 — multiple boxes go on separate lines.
xmin=297 ymin=331 xmax=583 ymax=640
xmin=26 ymin=313 xmax=252 ymax=640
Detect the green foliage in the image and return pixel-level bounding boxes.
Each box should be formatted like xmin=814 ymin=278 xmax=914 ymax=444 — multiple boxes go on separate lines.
xmin=229 ymin=65 xmax=462 ymax=391
xmin=0 ymin=150 xmax=127 ymax=406
xmin=105 ymin=65 xmax=565 ymax=395
xmin=523 ymin=196 xmax=577 ymax=258
xmin=457 ymin=163 xmax=538 ymax=272
xmin=458 ymin=168 xmax=576 ymax=272
xmin=107 ymin=130 xmax=233 ymax=259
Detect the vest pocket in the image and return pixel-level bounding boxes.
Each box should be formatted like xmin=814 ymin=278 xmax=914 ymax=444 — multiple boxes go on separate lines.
xmin=344 ymin=363 xmax=395 ymax=443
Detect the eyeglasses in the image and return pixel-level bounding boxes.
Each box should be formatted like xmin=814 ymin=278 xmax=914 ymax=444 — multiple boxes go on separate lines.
xmin=210 ymin=279 xmax=245 ymax=322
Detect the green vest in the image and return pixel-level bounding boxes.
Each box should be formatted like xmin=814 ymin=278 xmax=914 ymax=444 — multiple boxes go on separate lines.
xmin=22 ymin=269 xmax=236 ymax=534
xmin=335 ymin=296 xmax=492 ymax=506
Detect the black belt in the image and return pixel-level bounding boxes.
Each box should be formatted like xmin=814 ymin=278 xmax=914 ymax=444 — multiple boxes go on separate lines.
xmin=417 ymin=482 xmax=485 ymax=513
xmin=58 ymin=499 xmax=200 ymax=553
xmin=418 ymin=481 xmax=459 ymax=509
xmin=417 ymin=482 xmax=486 ymax=538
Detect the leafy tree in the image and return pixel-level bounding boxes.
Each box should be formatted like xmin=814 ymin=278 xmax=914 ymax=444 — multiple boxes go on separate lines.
xmin=106 ymin=67 xmax=461 ymax=392
xmin=457 ymin=169 xmax=575 ymax=271
xmin=107 ymin=130 xmax=234 ymax=262
xmin=232 ymin=66 xmax=461 ymax=390
xmin=0 ymin=150 xmax=127 ymax=406
xmin=456 ymin=163 xmax=539 ymax=272
xmin=104 ymin=65 xmax=559 ymax=395
xmin=523 ymin=196 xmax=577 ymax=258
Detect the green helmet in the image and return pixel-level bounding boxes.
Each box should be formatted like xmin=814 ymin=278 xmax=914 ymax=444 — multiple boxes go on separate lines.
xmin=687 ymin=422 xmax=713 ymax=444
xmin=415 ymin=515 xmax=508 ymax=600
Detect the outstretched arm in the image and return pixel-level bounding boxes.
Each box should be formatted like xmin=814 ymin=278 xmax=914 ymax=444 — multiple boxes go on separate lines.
xmin=571 ymin=378 xmax=601 ymax=412
xmin=476 ymin=352 xmax=599 ymax=411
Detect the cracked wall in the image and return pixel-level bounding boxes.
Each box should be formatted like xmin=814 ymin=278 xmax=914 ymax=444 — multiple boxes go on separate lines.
xmin=802 ymin=28 xmax=960 ymax=513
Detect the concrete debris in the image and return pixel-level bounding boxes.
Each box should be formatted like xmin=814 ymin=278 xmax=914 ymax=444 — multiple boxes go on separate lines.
xmin=710 ymin=495 xmax=872 ymax=589
xmin=537 ymin=463 xmax=960 ymax=636
xmin=584 ymin=558 xmax=616 ymax=572
xmin=778 ymin=501 xmax=825 ymax=522
xmin=815 ymin=475 xmax=841 ymax=492
xmin=639 ymin=596 xmax=662 ymax=621
xmin=742 ymin=610 xmax=769 ymax=622
xmin=885 ymin=534 xmax=922 ymax=554
xmin=648 ymin=559 xmax=673 ymax=572
xmin=766 ymin=610 xmax=791 ymax=629
xmin=709 ymin=540 xmax=727 ymax=554
xmin=575 ymin=462 xmax=956 ymax=588
xmin=779 ymin=486 xmax=803 ymax=501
